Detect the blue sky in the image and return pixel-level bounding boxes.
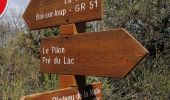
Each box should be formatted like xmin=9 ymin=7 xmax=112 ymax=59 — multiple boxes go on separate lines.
xmin=8 ymin=0 xmax=30 ymax=13
xmin=0 ymin=0 xmax=30 ymax=19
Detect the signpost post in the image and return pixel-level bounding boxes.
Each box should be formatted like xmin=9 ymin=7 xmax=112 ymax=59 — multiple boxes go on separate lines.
xmin=58 ymin=23 xmax=87 ymax=89
xmin=21 ymin=0 xmax=148 ymax=99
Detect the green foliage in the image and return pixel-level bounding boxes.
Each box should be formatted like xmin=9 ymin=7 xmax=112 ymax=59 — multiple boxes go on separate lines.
xmin=87 ymin=0 xmax=170 ymax=99
xmin=0 ymin=29 xmax=59 ymax=99
xmin=42 ymin=74 xmax=59 ymax=91
xmin=0 ymin=34 xmax=40 ymax=99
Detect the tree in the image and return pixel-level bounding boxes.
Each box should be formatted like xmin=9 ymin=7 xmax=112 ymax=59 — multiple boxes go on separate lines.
xmin=88 ymin=0 xmax=170 ymax=99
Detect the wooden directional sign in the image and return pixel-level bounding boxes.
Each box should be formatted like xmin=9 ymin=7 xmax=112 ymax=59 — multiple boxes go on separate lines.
xmin=20 ymin=82 xmax=102 ymax=100
xmin=23 ymin=0 xmax=103 ymax=30
xmin=40 ymin=28 xmax=148 ymax=78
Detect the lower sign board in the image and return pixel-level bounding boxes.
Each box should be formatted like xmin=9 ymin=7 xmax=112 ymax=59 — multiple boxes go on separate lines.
xmin=20 ymin=82 xmax=102 ymax=100
xmin=40 ymin=28 xmax=148 ymax=78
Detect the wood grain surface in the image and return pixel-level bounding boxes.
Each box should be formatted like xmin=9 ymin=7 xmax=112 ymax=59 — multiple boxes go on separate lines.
xmin=59 ymin=24 xmax=86 ymax=89
xmin=40 ymin=28 xmax=148 ymax=78
xmin=23 ymin=0 xmax=103 ymax=30
xmin=20 ymin=82 xmax=102 ymax=100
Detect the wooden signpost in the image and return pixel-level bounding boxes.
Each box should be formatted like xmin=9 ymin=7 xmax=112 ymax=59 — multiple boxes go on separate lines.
xmin=21 ymin=0 xmax=148 ymax=99
xmin=23 ymin=0 xmax=103 ymax=30
xmin=21 ymin=82 xmax=102 ymax=100
xmin=40 ymin=28 xmax=148 ymax=78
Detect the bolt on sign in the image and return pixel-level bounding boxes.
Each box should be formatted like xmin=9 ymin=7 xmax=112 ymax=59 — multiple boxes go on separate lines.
xmin=40 ymin=28 xmax=148 ymax=78
xmin=20 ymin=82 xmax=102 ymax=100
xmin=23 ymin=0 xmax=103 ymax=30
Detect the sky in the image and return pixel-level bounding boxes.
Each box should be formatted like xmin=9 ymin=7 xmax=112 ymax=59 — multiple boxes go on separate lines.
xmin=9 ymin=0 xmax=30 ymax=12
xmin=1 ymin=0 xmax=30 ymax=17
xmin=1 ymin=0 xmax=30 ymax=19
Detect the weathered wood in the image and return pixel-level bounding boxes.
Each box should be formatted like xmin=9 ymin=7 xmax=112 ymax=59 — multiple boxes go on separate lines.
xmin=20 ymin=82 xmax=103 ymax=100
xmin=59 ymin=24 xmax=86 ymax=88
xmin=40 ymin=28 xmax=148 ymax=78
xmin=59 ymin=75 xmax=77 ymax=88
xmin=59 ymin=75 xmax=86 ymax=88
xmin=59 ymin=24 xmax=77 ymax=35
xmin=23 ymin=0 xmax=103 ymax=30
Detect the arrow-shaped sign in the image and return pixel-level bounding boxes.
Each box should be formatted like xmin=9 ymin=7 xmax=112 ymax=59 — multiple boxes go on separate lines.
xmin=21 ymin=82 xmax=102 ymax=100
xmin=40 ymin=28 xmax=148 ymax=78
xmin=23 ymin=0 xmax=103 ymax=30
